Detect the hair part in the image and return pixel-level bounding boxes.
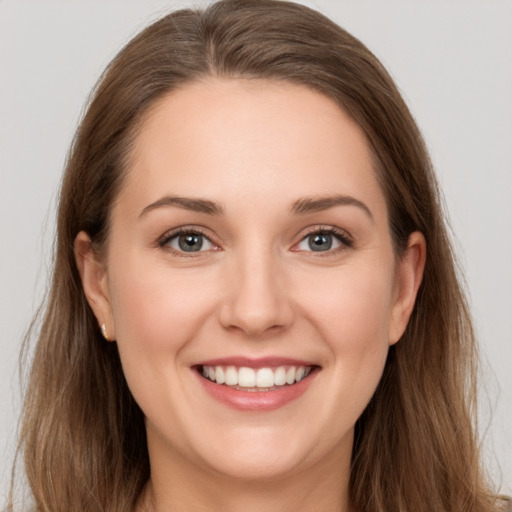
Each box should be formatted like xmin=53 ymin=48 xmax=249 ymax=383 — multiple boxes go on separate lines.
xmin=9 ymin=1 xmax=500 ymax=511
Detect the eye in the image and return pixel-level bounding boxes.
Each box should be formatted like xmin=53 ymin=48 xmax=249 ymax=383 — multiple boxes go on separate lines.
xmin=161 ymin=230 xmax=216 ymax=253
xmin=294 ymin=228 xmax=352 ymax=253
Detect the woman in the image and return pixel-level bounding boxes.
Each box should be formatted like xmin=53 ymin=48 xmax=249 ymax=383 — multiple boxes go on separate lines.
xmin=7 ymin=0 xmax=508 ymax=511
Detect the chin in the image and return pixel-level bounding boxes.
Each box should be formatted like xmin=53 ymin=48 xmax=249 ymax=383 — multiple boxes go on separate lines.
xmin=203 ymin=450 xmax=308 ymax=482
xmin=186 ymin=420 xmax=350 ymax=483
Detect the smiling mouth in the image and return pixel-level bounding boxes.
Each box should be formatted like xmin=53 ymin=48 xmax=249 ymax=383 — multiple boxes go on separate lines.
xmin=198 ymin=364 xmax=315 ymax=391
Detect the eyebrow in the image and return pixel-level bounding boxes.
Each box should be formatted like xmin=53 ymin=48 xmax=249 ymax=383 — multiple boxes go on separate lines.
xmin=290 ymin=195 xmax=373 ymax=220
xmin=139 ymin=196 xmax=224 ymax=217
xmin=139 ymin=193 xmax=373 ymax=220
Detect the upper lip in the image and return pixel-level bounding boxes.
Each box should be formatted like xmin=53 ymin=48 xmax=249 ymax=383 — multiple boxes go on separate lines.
xmin=194 ymin=356 xmax=319 ymax=369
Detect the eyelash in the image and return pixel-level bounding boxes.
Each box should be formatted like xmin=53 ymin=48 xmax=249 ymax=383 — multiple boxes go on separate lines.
xmin=293 ymin=226 xmax=354 ymax=254
xmin=157 ymin=226 xmax=353 ymax=255
xmin=158 ymin=227 xmax=218 ymax=256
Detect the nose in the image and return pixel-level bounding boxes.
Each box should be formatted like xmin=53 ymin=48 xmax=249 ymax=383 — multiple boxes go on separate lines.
xmin=218 ymin=250 xmax=294 ymax=337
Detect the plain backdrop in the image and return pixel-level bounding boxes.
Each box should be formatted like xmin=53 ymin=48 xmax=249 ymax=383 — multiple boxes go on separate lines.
xmin=1 ymin=0 xmax=511 ymax=502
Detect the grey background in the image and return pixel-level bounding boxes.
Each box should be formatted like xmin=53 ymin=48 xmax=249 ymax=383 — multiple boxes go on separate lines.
xmin=1 ymin=0 xmax=511 ymax=501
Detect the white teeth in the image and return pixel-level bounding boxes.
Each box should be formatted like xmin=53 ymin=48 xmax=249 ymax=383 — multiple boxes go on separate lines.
xmin=274 ymin=367 xmax=286 ymax=386
xmin=256 ymin=368 xmax=274 ymax=387
xmin=238 ymin=367 xmax=256 ymax=387
xmin=215 ymin=366 xmax=225 ymax=384
xmin=225 ymin=366 xmax=238 ymax=385
xmin=201 ymin=364 xmax=313 ymax=388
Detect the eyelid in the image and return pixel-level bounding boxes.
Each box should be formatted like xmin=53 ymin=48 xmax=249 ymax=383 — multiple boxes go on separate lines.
xmin=292 ymin=225 xmax=354 ymax=253
xmin=157 ymin=226 xmax=220 ymax=254
xmin=156 ymin=224 xmax=352 ymax=255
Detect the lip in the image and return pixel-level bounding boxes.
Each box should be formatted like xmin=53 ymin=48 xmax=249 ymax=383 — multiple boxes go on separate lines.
xmin=192 ymin=357 xmax=320 ymax=411
xmin=195 ymin=356 xmax=316 ymax=369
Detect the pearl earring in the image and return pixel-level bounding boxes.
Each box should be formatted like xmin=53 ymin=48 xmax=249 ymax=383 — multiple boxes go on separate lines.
xmin=101 ymin=324 xmax=109 ymax=341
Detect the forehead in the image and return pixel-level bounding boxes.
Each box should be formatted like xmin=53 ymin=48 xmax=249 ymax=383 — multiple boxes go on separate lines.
xmin=118 ymin=78 xmax=387 ymax=221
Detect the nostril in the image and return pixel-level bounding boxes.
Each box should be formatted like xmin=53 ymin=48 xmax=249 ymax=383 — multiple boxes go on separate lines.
xmin=218 ymin=302 xmax=294 ymax=337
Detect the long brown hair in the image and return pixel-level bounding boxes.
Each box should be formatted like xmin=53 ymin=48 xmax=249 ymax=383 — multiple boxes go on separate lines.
xmin=8 ymin=1 xmax=501 ymax=510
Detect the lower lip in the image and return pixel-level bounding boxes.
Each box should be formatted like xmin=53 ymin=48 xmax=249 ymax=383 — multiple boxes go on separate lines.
xmin=195 ymin=369 xmax=318 ymax=411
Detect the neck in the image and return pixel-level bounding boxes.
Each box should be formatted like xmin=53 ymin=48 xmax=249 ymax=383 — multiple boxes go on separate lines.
xmin=138 ymin=434 xmax=354 ymax=512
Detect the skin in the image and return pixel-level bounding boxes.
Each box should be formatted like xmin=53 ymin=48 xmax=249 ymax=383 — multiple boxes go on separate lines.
xmin=75 ymin=79 xmax=425 ymax=512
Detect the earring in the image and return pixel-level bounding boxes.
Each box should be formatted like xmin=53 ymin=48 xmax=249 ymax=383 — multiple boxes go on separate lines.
xmin=101 ymin=323 xmax=109 ymax=341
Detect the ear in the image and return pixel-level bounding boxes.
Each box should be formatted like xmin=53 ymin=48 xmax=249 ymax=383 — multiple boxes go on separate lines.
xmin=74 ymin=231 xmax=116 ymax=341
xmin=388 ymin=231 xmax=426 ymax=345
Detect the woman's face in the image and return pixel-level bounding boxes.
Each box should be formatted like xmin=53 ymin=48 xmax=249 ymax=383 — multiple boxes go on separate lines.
xmin=78 ymin=79 xmax=424 ymax=483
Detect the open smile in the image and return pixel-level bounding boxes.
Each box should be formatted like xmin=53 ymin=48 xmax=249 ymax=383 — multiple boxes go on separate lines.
xmin=194 ymin=358 xmax=320 ymax=411
xmin=200 ymin=364 xmax=313 ymax=390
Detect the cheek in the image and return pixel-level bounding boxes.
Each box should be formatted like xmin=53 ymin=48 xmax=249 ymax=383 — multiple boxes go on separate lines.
xmin=297 ymin=261 xmax=395 ymax=401
xmin=106 ymin=256 xmax=223 ymax=425
xmin=334 ymin=270 xmax=394 ymax=373
xmin=300 ymin=261 xmax=395 ymax=345
xmin=109 ymin=259 xmax=219 ymax=353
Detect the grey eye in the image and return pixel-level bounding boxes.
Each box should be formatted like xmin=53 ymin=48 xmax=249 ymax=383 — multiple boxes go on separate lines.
xmin=307 ymin=233 xmax=333 ymax=251
xmin=166 ymin=232 xmax=214 ymax=252
xmin=295 ymin=230 xmax=346 ymax=252
xmin=178 ymin=233 xmax=204 ymax=252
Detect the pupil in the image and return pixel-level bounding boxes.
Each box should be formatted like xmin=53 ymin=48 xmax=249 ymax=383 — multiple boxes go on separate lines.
xmin=309 ymin=233 xmax=332 ymax=251
xmin=179 ymin=233 xmax=203 ymax=252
